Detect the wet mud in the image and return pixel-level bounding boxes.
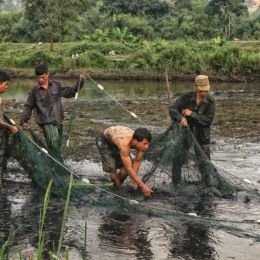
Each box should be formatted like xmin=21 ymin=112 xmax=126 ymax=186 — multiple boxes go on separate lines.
xmin=1 ymin=83 xmax=260 ymax=259
xmin=4 ymin=87 xmax=259 ymax=160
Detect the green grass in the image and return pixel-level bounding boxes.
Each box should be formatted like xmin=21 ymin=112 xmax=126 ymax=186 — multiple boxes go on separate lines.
xmin=0 ymin=40 xmax=259 ymax=81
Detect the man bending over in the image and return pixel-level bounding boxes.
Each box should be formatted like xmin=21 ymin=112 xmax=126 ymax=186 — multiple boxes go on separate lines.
xmin=96 ymin=126 xmax=152 ymax=198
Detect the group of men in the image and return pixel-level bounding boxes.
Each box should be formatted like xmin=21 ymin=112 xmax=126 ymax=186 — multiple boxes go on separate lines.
xmin=0 ymin=65 xmax=215 ymax=199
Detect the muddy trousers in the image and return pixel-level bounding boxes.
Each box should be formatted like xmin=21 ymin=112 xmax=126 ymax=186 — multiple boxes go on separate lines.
xmin=41 ymin=124 xmax=63 ymax=162
xmin=0 ymin=129 xmax=8 ymax=187
xmin=0 ymin=128 xmax=32 ymax=187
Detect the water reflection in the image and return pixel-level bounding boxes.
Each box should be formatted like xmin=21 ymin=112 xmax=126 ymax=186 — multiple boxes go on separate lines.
xmin=0 ymin=176 xmax=64 ymax=258
xmin=96 ymin=195 xmax=217 ymax=260
xmin=6 ymin=78 xmax=260 ymax=101
xmin=98 ymin=211 xmax=153 ymax=260
xmin=169 ymin=197 xmax=216 ymax=260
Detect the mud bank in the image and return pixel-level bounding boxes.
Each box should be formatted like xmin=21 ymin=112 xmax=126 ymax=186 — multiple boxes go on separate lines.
xmin=3 ymin=86 xmax=260 ymax=161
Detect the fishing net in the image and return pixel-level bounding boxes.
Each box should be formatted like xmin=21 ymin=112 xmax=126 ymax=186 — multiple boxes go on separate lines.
xmin=5 ymin=76 xmax=260 ymax=201
xmin=141 ymin=123 xmax=260 ymax=198
xmin=4 ymin=76 xmax=260 ymax=240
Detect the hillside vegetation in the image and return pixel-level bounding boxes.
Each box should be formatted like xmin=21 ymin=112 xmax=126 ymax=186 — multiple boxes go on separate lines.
xmin=1 ymin=40 xmax=259 ymax=81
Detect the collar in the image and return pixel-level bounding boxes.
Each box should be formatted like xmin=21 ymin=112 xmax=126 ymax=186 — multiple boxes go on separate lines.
xmin=37 ymin=81 xmax=52 ymax=90
xmin=191 ymin=91 xmax=210 ymax=104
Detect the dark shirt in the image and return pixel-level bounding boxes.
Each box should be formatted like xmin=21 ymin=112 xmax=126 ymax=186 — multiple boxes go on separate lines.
xmin=20 ymin=79 xmax=84 ymax=126
xmin=169 ymin=91 xmax=216 ymax=145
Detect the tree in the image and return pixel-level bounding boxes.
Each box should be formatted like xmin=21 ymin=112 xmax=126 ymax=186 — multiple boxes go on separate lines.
xmin=206 ymin=0 xmax=248 ymax=40
xmin=0 ymin=12 xmax=22 ymax=42
xmin=22 ymin=0 xmax=90 ymax=50
xmin=102 ymin=0 xmax=170 ymax=18
xmin=168 ymin=0 xmax=213 ymax=40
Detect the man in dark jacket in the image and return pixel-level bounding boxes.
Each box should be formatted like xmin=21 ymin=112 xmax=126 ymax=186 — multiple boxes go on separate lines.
xmin=169 ymin=75 xmax=216 ymax=159
xmin=20 ymin=64 xmax=87 ymax=161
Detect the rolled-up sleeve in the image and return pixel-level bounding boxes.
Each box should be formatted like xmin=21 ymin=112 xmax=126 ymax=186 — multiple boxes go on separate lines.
xmin=60 ymin=79 xmax=85 ymax=98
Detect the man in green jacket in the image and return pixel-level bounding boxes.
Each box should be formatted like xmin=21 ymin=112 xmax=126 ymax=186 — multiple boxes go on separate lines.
xmin=169 ymin=75 xmax=216 ymax=159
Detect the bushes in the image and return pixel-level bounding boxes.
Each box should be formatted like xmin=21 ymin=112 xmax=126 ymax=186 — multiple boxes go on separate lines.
xmin=210 ymin=46 xmax=241 ymax=74
xmin=10 ymin=50 xmax=65 ymax=68
xmin=68 ymin=41 xmax=131 ymax=56
xmin=240 ymin=52 xmax=260 ymax=75
xmin=125 ymin=49 xmax=157 ymax=70
xmin=83 ymin=51 xmax=110 ymax=68
xmin=69 ymin=51 xmax=111 ymax=69
xmin=157 ymin=43 xmax=209 ymax=73
xmin=0 ymin=41 xmax=259 ymax=79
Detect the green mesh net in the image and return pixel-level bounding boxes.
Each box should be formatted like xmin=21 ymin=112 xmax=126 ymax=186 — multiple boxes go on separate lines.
xmin=4 ymin=76 xmax=260 ymax=240
xmin=5 ymin=76 xmax=260 ymax=200
xmin=142 ymin=123 xmax=260 ymax=198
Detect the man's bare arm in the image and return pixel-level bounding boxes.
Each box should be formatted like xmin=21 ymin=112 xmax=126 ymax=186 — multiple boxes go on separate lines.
xmin=120 ymin=147 xmax=152 ymax=197
xmin=132 ymin=150 xmax=144 ymax=174
xmin=0 ymin=120 xmax=18 ymax=135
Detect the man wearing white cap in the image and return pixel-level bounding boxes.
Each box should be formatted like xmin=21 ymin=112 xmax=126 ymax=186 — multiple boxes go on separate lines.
xmin=169 ymin=75 xmax=216 ymax=159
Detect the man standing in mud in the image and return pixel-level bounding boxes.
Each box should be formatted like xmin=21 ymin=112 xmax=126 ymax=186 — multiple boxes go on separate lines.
xmin=96 ymin=126 xmax=153 ymax=198
xmin=169 ymin=75 xmax=216 ymax=159
xmin=0 ymin=71 xmax=19 ymax=187
xmin=20 ymin=64 xmax=87 ymax=161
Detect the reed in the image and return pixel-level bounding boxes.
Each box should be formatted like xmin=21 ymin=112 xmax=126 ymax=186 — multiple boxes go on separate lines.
xmin=56 ymin=174 xmax=73 ymax=259
xmin=83 ymin=221 xmax=87 ymax=260
xmin=0 ymin=229 xmax=14 ymax=259
xmin=37 ymin=180 xmax=53 ymax=260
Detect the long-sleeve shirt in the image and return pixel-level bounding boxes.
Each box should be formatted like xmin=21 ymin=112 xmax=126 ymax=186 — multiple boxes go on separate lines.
xmin=20 ymin=79 xmax=84 ymax=126
xmin=169 ymin=91 xmax=216 ymax=145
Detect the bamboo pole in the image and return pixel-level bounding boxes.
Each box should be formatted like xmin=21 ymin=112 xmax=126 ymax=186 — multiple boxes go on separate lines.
xmin=165 ymin=68 xmax=171 ymax=105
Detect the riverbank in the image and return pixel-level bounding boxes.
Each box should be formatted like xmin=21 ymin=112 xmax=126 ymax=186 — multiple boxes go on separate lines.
xmin=6 ymin=68 xmax=260 ymax=82
xmin=1 ymin=40 xmax=260 ymax=82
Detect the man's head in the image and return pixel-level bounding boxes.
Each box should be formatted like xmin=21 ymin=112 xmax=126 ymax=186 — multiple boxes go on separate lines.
xmin=132 ymin=128 xmax=152 ymax=151
xmin=194 ymin=74 xmax=210 ymax=97
xmin=35 ymin=64 xmax=49 ymax=86
xmin=0 ymin=71 xmax=11 ymax=94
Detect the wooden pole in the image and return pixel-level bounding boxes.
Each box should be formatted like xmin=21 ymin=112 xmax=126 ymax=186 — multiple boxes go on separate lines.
xmin=165 ymin=68 xmax=171 ymax=105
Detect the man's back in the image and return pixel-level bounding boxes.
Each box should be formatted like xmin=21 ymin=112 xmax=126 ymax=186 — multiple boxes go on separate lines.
xmin=104 ymin=126 xmax=134 ymax=150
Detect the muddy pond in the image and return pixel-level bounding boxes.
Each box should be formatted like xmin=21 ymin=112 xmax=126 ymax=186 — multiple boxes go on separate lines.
xmin=0 ymin=78 xmax=260 ymax=259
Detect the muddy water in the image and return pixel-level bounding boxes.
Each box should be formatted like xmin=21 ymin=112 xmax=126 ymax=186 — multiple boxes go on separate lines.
xmin=0 ymin=79 xmax=260 ymax=259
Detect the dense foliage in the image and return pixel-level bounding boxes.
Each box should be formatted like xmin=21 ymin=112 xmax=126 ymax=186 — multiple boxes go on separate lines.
xmin=0 ymin=40 xmax=259 ymax=80
xmin=0 ymin=0 xmax=259 ymax=80
xmin=0 ymin=0 xmax=259 ymax=43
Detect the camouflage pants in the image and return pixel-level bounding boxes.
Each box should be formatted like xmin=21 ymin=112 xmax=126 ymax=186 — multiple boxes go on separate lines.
xmin=0 ymin=127 xmax=32 ymax=186
xmin=0 ymin=128 xmax=8 ymax=185
xmin=41 ymin=124 xmax=63 ymax=162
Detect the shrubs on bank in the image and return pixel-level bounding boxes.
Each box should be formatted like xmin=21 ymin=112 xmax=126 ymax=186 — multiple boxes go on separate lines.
xmin=0 ymin=40 xmax=259 ymax=80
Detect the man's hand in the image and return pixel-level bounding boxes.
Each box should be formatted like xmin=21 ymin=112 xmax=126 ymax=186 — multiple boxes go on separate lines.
xmin=141 ymin=184 xmax=153 ymax=198
xmin=21 ymin=123 xmax=30 ymax=131
xmin=9 ymin=125 xmax=18 ymax=135
xmin=182 ymin=108 xmax=192 ymax=117
xmin=180 ymin=117 xmax=188 ymax=126
xmin=131 ymin=179 xmax=138 ymax=190
xmin=80 ymin=72 xmax=88 ymax=80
